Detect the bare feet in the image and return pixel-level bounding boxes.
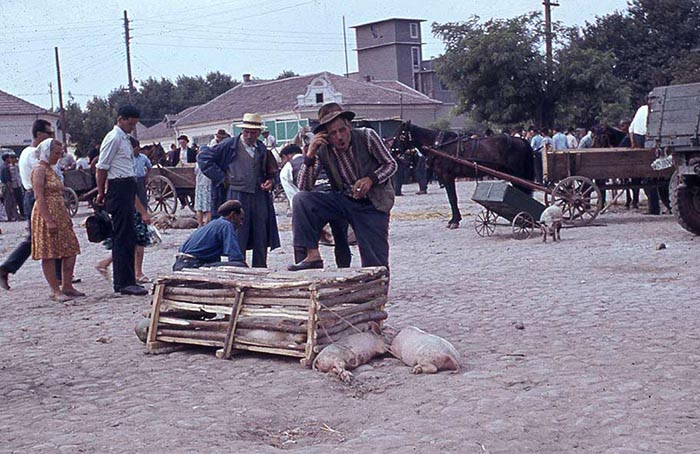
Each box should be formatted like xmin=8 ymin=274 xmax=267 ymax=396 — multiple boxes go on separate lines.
xmin=95 ymin=265 xmax=110 ymax=281
xmin=50 ymin=292 xmax=75 ymax=303
xmin=62 ymin=288 xmax=86 ymax=297
xmin=136 ymin=275 xmax=152 ymax=284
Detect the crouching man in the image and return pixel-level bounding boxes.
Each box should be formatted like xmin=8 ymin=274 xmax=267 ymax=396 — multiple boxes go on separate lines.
xmin=173 ymin=200 xmax=247 ymax=271
xmin=288 ymin=103 xmax=397 ymax=271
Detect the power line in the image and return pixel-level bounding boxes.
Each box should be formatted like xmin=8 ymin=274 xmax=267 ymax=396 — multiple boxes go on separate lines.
xmin=134 ymin=41 xmax=345 ymax=53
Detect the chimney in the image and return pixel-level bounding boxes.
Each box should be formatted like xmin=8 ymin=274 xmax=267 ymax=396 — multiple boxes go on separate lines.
xmin=364 ymin=75 xmax=372 ymax=82
xmin=243 ymin=73 xmax=251 ymax=83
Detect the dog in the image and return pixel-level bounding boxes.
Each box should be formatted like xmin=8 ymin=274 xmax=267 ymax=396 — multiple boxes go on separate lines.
xmin=539 ymin=205 xmax=563 ymax=243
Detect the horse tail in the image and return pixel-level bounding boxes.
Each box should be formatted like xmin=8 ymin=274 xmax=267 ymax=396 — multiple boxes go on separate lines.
xmin=517 ymin=137 xmax=535 ymax=196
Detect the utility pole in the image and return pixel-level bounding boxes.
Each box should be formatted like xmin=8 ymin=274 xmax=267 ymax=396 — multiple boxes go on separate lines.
xmin=543 ymin=0 xmax=559 ymax=87
xmin=48 ymin=82 xmax=54 ymax=111
xmin=54 ymin=47 xmax=68 ymax=150
xmin=123 ymin=10 xmax=137 ymax=137
xmin=342 ymin=16 xmax=349 ymax=77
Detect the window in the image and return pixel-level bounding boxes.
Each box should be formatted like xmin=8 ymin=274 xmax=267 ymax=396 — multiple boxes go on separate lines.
xmin=410 ymin=23 xmax=419 ymax=39
xmin=315 ymin=93 xmax=324 ymax=104
xmin=411 ymin=47 xmax=420 ymax=69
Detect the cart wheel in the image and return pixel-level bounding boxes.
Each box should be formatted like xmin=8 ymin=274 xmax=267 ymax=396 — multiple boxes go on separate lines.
xmin=512 ymin=211 xmax=535 ymax=240
xmin=551 ymin=176 xmax=602 ymax=226
xmin=474 ymin=209 xmax=497 ymax=237
xmin=63 ymin=187 xmax=79 ymax=218
xmin=147 ymin=176 xmax=178 ymax=214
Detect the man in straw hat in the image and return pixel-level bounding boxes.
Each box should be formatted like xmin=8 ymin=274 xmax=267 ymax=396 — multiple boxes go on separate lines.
xmin=197 ymin=113 xmax=280 ymax=268
xmin=288 ymin=102 xmax=397 ymax=271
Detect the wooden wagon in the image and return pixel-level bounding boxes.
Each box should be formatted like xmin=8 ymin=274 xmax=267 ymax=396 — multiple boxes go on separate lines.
xmin=62 ymin=168 xmax=96 ymax=217
xmin=472 ymin=180 xmax=546 ymax=239
xmin=146 ymin=165 xmax=195 ymax=214
xmin=541 ymin=146 xmax=674 ymax=224
xmin=145 ymin=266 xmax=389 ymax=367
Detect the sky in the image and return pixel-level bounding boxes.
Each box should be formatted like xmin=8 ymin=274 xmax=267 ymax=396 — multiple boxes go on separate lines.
xmin=0 ymin=0 xmax=631 ymax=110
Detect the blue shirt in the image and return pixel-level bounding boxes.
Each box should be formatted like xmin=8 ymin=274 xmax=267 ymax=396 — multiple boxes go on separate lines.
xmin=179 ymin=217 xmax=244 ymax=262
xmin=133 ymin=154 xmax=152 ymax=178
xmin=530 ymin=134 xmax=543 ymax=152
xmin=552 ymin=132 xmax=568 ymax=150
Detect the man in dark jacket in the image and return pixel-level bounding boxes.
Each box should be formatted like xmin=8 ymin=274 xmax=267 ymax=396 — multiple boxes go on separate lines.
xmin=289 ymin=103 xmax=397 ymax=271
xmin=197 ymin=113 xmax=280 ymax=268
xmin=170 ymin=135 xmax=197 ymax=167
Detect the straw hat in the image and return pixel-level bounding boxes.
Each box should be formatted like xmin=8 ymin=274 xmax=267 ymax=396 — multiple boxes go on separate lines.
xmin=236 ymin=113 xmax=264 ymax=130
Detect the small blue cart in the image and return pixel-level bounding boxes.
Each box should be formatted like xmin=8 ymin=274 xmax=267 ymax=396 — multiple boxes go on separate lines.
xmin=471 ymin=180 xmax=547 ymax=239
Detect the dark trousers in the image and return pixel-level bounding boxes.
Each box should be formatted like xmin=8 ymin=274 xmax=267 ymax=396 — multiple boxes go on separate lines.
xmin=228 ymin=188 xmax=271 ymax=268
xmin=533 ymin=151 xmax=543 ymax=184
xmin=1 ymin=190 xmax=61 ymax=277
xmin=135 ymin=177 xmax=147 ymax=208
xmin=393 ymin=162 xmax=408 ymax=196
xmin=106 ymin=178 xmax=136 ymax=291
xmin=292 ymin=191 xmax=390 ymax=268
xmin=293 ymin=218 xmax=352 ymax=267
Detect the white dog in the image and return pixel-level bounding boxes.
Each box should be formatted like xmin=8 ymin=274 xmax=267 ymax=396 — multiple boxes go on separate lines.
xmin=539 ymin=205 xmax=563 ymax=243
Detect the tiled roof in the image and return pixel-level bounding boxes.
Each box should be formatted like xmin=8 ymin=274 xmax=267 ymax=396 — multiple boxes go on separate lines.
xmin=0 ymin=89 xmax=55 ymax=115
xmin=177 ymin=72 xmax=440 ymax=127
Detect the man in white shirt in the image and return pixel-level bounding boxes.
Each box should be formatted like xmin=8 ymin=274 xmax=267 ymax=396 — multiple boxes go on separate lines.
xmin=95 ymin=105 xmax=148 ymax=296
xmin=629 ymin=104 xmax=648 ymax=148
xmin=0 ymin=119 xmax=55 ymax=290
xmin=565 ymin=127 xmax=579 ymax=149
xmin=261 ymin=128 xmax=277 ymax=151
xmin=76 ymin=153 xmax=90 ymax=170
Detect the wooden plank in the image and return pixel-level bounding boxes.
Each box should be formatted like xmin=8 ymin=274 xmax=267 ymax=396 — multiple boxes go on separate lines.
xmin=162 ymin=293 xmax=238 ymax=306
xmin=160 ymin=299 xmax=233 ymax=316
xmin=221 ymin=289 xmax=244 ymax=359
xmin=317 ymin=296 xmax=387 ymax=320
xmin=243 ymin=297 xmax=312 ymax=307
xmin=302 ymin=288 xmax=320 ymax=367
xmin=158 ymin=316 xmax=229 ymax=330
xmin=232 ymin=343 xmax=305 ymax=358
xmin=158 ymin=336 xmax=224 ymax=348
xmin=238 ymin=307 xmax=309 ymax=320
xmin=166 ymin=287 xmax=237 ymax=298
xmin=233 ymin=336 xmax=306 ymax=351
xmin=146 ymin=283 xmax=166 ymax=352
xmin=157 ymin=329 xmax=226 ymax=342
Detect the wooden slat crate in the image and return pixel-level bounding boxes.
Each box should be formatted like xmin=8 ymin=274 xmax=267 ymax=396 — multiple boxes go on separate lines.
xmin=145 ymin=266 xmax=389 ymax=367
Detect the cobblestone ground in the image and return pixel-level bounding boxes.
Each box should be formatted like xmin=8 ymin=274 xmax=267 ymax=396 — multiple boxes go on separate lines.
xmin=1 ymin=180 xmax=698 ymax=453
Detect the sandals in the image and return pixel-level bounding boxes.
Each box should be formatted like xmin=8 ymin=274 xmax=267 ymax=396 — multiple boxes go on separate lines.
xmin=136 ymin=275 xmax=152 ymax=284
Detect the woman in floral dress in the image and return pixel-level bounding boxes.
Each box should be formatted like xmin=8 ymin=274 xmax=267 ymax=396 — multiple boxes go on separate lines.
xmin=31 ymin=138 xmax=83 ymax=302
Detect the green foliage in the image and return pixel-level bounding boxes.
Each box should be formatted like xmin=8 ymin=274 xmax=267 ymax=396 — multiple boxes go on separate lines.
xmin=427 ymin=118 xmax=452 ymax=131
xmin=276 ymin=70 xmax=299 ymax=80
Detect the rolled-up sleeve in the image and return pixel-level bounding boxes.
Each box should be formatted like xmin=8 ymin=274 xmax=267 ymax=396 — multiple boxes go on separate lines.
xmin=366 ymin=128 xmax=397 ymax=184
xmin=96 ymin=135 xmax=119 ymax=171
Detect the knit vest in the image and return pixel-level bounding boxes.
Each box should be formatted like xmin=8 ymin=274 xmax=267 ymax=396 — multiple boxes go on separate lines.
xmin=228 ymin=140 xmax=260 ymax=193
xmin=317 ymin=128 xmax=395 ymax=213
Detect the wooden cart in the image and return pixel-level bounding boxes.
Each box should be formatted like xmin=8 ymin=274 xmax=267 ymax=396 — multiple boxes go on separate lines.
xmin=62 ymin=168 xmax=96 ymax=217
xmin=472 ymin=180 xmax=546 ymax=239
xmin=542 ymin=147 xmax=674 ymax=224
xmin=146 ymin=165 xmax=195 ymax=214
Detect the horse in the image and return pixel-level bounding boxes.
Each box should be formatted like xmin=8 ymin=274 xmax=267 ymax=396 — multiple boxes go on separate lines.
xmin=140 ymin=142 xmax=167 ymax=167
xmin=391 ymin=121 xmax=535 ymax=229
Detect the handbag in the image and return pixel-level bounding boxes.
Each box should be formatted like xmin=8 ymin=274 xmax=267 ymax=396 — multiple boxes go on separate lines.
xmin=85 ymin=208 xmax=113 ymax=243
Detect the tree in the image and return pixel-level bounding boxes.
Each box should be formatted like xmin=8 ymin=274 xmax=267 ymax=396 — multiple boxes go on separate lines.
xmin=276 ymin=70 xmax=299 ymax=80
xmin=433 ymin=14 xmax=549 ymax=126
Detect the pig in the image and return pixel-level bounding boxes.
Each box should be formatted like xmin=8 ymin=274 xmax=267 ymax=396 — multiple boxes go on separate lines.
xmin=539 ymin=205 xmax=563 ymax=243
xmin=312 ymin=322 xmax=386 ymax=383
xmin=389 ymin=326 xmax=461 ymax=374
xmin=135 ymin=317 xmax=150 ymax=343
xmin=152 ymin=213 xmax=198 ymax=230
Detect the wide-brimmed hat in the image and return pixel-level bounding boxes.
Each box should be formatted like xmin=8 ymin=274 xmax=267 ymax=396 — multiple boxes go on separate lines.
xmin=313 ymin=102 xmax=355 ymax=133
xmin=215 ymin=129 xmax=230 ymax=139
xmin=236 ymin=113 xmax=264 ymax=130
xmin=177 ymin=134 xmax=189 ymax=142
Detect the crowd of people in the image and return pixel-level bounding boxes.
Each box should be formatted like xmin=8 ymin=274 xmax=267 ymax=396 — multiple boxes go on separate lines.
xmin=0 ymin=102 xmax=399 ymax=300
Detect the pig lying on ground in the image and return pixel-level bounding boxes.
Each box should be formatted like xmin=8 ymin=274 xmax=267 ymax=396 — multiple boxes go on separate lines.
xmin=313 ymin=323 xmax=386 ymax=383
xmin=152 ymin=213 xmax=198 ymax=230
xmin=539 ymin=205 xmax=563 ymax=243
xmin=388 ymin=326 xmax=461 ymax=374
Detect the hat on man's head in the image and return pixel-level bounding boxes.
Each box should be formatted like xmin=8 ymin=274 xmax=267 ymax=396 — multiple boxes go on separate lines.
xmin=279 ymin=144 xmax=302 ymax=157
xmin=177 ymin=134 xmax=189 ymax=142
xmin=215 ymin=129 xmax=230 ymax=139
xmin=313 ymin=102 xmax=355 ymax=133
xmin=236 ymin=113 xmax=264 ymax=130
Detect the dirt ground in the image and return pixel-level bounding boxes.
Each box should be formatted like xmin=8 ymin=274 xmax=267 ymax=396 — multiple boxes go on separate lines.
xmin=1 ymin=180 xmax=698 ymax=453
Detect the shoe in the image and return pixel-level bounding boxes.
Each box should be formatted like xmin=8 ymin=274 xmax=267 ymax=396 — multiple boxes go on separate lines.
xmin=119 ymin=285 xmax=149 ymax=296
xmin=415 ymin=190 xmax=427 ymax=195
xmin=0 ymin=267 xmax=9 ymax=291
xmin=287 ymin=260 xmax=324 ymax=271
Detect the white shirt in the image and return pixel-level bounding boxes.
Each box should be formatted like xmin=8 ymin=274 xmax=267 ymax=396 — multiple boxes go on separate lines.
xmin=18 ymin=145 xmax=38 ymax=190
xmin=96 ymin=125 xmax=135 ymax=179
xmin=178 ymin=147 xmax=189 ymax=167
xmin=263 ymin=134 xmax=277 ymax=149
xmin=76 ymin=157 xmax=90 ymax=169
xmin=280 ymin=154 xmax=304 ymax=204
xmin=629 ymin=105 xmax=649 ymax=136
xmin=566 ymin=133 xmax=579 ymax=149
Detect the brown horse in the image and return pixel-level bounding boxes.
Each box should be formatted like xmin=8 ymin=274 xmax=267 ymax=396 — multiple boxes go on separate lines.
xmin=391 ymin=121 xmax=535 ymax=228
xmin=140 ymin=142 xmax=166 ymax=166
